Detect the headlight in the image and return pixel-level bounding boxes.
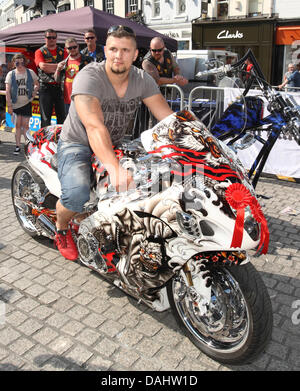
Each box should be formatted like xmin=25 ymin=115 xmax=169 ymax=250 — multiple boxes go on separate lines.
xmin=176 ymin=211 xmax=200 ymax=237
xmin=244 ymin=207 xmax=260 ymax=241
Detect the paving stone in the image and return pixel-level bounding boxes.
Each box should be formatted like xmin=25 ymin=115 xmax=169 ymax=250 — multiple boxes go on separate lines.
xmin=85 ymin=355 xmax=113 ymax=371
xmin=48 ymin=335 xmax=74 ymax=355
xmin=45 ymin=312 xmax=70 ymax=329
xmin=81 ymin=312 xmax=106 ymax=329
xmin=18 ymin=318 xmax=43 ymax=336
xmin=61 ymin=320 xmax=85 ymax=336
xmin=38 ymin=291 xmax=60 ymax=305
xmin=0 ymin=139 xmax=299 ymax=371
xmin=30 ymin=305 xmax=54 ymax=321
xmin=0 ymin=326 xmax=20 ymax=345
xmin=9 ymin=337 xmax=35 ymax=356
xmin=112 ymin=348 xmax=140 ymax=369
xmin=33 ymin=327 xmax=59 ymax=345
xmin=98 ymin=319 xmax=125 ymax=338
xmin=6 ymin=310 xmax=28 ymax=327
xmin=93 ymin=337 xmax=119 ymax=357
xmin=75 ymin=328 xmax=100 ymax=346
xmin=66 ymin=304 xmax=90 ymax=321
xmin=15 ymin=297 xmax=40 ymax=312
xmin=25 ymin=284 xmax=47 ymax=297
xmin=63 ymin=345 xmax=93 ymax=367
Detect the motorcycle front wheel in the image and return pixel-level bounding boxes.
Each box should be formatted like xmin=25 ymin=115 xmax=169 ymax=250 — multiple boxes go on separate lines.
xmin=167 ymin=262 xmax=273 ymax=365
xmin=11 ymin=162 xmax=45 ymax=237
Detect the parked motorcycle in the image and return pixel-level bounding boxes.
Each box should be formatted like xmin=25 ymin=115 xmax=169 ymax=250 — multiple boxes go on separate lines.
xmin=11 ymin=109 xmax=273 ymax=365
xmin=196 ymin=49 xmax=300 ymax=188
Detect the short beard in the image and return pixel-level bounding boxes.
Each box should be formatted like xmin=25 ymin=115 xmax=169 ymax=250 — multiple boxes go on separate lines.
xmin=111 ymin=66 xmax=126 ymax=74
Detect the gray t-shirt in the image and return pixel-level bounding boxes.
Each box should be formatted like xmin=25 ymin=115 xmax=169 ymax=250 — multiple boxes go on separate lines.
xmin=60 ymin=62 xmax=160 ymax=146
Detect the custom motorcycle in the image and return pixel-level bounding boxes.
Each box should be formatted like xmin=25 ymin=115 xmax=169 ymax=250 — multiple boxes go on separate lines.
xmin=196 ymin=49 xmax=300 ymax=188
xmin=11 ymin=109 xmax=272 ymax=365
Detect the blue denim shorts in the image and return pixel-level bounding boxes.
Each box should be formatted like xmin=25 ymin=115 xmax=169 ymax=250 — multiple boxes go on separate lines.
xmin=57 ymin=140 xmax=92 ymax=212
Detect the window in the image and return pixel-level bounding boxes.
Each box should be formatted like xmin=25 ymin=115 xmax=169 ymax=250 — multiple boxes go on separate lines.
xmin=57 ymin=5 xmax=70 ymax=13
xmin=217 ymin=0 xmax=228 ymax=19
xmin=177 ymin=0 xmax=186 ymax=15
xmin=84 ymin=0 xmax=94 ymax=6
xmin=153 ymin=0 xmax=160 ymax=17
xmin=104 ymin=0 xmax=114 ymax=13
xmin=249 ymin=0 xmax=263 ymax=16
xmin=128 ymin=0 xmax=138 ymax=13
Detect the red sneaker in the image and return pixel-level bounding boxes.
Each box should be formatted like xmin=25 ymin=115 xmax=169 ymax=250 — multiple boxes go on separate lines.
xmin=55 ymin=229 xmax=78 ymax=261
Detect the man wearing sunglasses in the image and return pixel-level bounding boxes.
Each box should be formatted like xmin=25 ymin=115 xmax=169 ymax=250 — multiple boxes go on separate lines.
xmin=54 ymin=25 xmax=173 ymax=261
xmin=34 ymin=29 xmax=67 ymax=127
xmin=142 ymin=37 xmax=187 ymax=87
xmin=54 ymin=38 xmax=92 ymax=115
xmin=81 ymin=28 xmax=105 ymax=63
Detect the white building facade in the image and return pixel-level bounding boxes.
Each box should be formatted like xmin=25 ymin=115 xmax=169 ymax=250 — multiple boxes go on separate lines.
xmin=142 ymin=0 xmax=201 ymax=50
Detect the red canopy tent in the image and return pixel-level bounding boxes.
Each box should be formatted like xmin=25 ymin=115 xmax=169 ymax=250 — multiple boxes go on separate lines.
xmin=0 ymin=6 xmax=178 ymax=51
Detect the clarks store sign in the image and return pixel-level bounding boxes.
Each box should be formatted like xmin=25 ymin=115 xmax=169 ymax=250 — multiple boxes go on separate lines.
xmin=217 ymin=30 xmax=244 ymax=39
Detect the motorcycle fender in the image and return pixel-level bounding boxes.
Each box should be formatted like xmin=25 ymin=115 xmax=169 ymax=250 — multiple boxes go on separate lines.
xmin=28 ymin=157 xmax=61 ymax=198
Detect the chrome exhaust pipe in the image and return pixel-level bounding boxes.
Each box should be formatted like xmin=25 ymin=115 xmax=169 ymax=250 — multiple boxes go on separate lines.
xmin=37 ymin=214 xmax=56 ymax=238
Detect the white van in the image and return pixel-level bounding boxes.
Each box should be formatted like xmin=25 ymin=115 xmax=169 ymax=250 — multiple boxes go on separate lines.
xmin=175 ymin=49 xmax=238 ymax=82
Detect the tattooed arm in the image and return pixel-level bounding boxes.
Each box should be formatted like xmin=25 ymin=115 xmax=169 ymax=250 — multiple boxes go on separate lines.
xmin=74 ymin=94 xmax=134 ymax=192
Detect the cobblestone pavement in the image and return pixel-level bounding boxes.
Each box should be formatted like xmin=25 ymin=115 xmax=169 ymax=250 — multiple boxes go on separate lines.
xmin=0 ymin=130 xmax=300 ymax=372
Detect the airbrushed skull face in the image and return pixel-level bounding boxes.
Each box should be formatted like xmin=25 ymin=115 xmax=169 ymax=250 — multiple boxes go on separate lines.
xmin=139 ymin=239 xmax=163 ymax=272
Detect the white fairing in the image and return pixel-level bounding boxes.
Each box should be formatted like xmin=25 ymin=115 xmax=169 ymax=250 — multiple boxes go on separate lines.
xmin=28 ymin=143 xmax=61 ymax=198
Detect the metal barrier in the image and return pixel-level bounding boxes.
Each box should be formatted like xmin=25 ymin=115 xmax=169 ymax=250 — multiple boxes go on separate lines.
xmin=187 ymin=86 xmax=225 ymax=129
xmin=131 ymin=84 xmax=186 ymax=138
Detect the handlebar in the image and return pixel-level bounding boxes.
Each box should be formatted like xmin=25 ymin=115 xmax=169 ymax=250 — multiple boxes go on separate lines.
xmin=196 ymin=64 xmax=232 ymax=79
xmin=196 ymin=48 xmax=300 ymax=146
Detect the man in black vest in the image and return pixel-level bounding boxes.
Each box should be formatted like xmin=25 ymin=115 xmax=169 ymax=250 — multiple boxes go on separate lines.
xmin=34 ymin=29 xmax=67 ymax=127
xmin=81 ymin=29 xmax=105 ymax=63
xmin=142 ymin=37 xmax=187 ymax=87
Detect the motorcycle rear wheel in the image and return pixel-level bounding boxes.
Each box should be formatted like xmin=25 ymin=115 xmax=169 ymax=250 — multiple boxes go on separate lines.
xmin=11 ymin=162 xmax=45 ymax=237
xmin=167 ymin=262 xmax=273 ymax=365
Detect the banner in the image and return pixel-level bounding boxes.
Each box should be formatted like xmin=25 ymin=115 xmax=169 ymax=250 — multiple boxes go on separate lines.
xmin=5 ymin=99 xmax=57 ymax=131
xmin=223 ymin=88 xmax=300 ymax=179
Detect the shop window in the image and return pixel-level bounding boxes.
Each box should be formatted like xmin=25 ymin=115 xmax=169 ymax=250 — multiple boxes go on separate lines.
xmin=103 ymin=0 xmax=114 ymax=13
xmin=217 ymin=0 xmax=228 ymax=19
xmin=84 ymin=0 xmax=94 ymax=6
xmin=178 ymin=40 xmax=189 ymax=50
xmin=153 ymin=0 xmax=160 ymax=17
xmin=249 ymin=0 xmax=263 ymax=16
xmin=177 ymin=0 xmax=186 ymax=15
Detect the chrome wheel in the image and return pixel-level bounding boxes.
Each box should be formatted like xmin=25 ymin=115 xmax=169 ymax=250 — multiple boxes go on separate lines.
xmin=11 ymin=163 xmax=43 ymax=236
xmin=168 ymin=261 xmax=273 ymax=364
xmin=172 ymin=265 xmax=249 ymax=353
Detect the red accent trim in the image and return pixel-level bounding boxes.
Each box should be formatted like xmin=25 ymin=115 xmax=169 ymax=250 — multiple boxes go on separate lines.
xmin=225 ymin=183 xmax=252 ymax=248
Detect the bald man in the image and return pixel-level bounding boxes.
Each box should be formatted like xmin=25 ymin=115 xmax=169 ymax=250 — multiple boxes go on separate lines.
xmin=142 ymin=37 xmax=188 ymax=87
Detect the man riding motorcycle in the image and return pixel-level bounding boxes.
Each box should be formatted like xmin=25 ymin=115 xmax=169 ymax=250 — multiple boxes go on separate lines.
xmin=55 ymin=25 xmax=173 ymax=261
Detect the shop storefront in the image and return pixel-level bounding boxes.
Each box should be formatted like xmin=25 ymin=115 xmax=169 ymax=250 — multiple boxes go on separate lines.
xmin=275 ymin=22 xmax=300 ymax=85
xmin=155 ymin=25 xmax=192 ymax=50
xmin=192 ymin=18 xmax=276 ymax=83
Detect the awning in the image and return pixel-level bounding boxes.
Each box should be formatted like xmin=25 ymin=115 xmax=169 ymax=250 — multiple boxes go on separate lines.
xmin=276 ymin=26 xmax=300 ymax=45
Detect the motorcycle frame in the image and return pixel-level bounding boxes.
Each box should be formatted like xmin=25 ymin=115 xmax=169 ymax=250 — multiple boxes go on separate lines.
xmin=217 ymin=49 xmax=290 ymax=189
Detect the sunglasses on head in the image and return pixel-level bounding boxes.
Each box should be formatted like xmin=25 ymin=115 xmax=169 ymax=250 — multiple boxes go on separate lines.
xmin=67 ymin=45 xmax=78 ymax=50
xmin=151 ymin=48 xmax=164 ymax=53
xmin=107 ymin=25 xmax=135 ymax=36
xmin=85 ymin=36 xmax=95 ymax=40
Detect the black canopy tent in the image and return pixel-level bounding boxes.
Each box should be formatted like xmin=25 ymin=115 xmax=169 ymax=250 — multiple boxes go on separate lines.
xmin=0 ymin=6 xmax=178 ymax=51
